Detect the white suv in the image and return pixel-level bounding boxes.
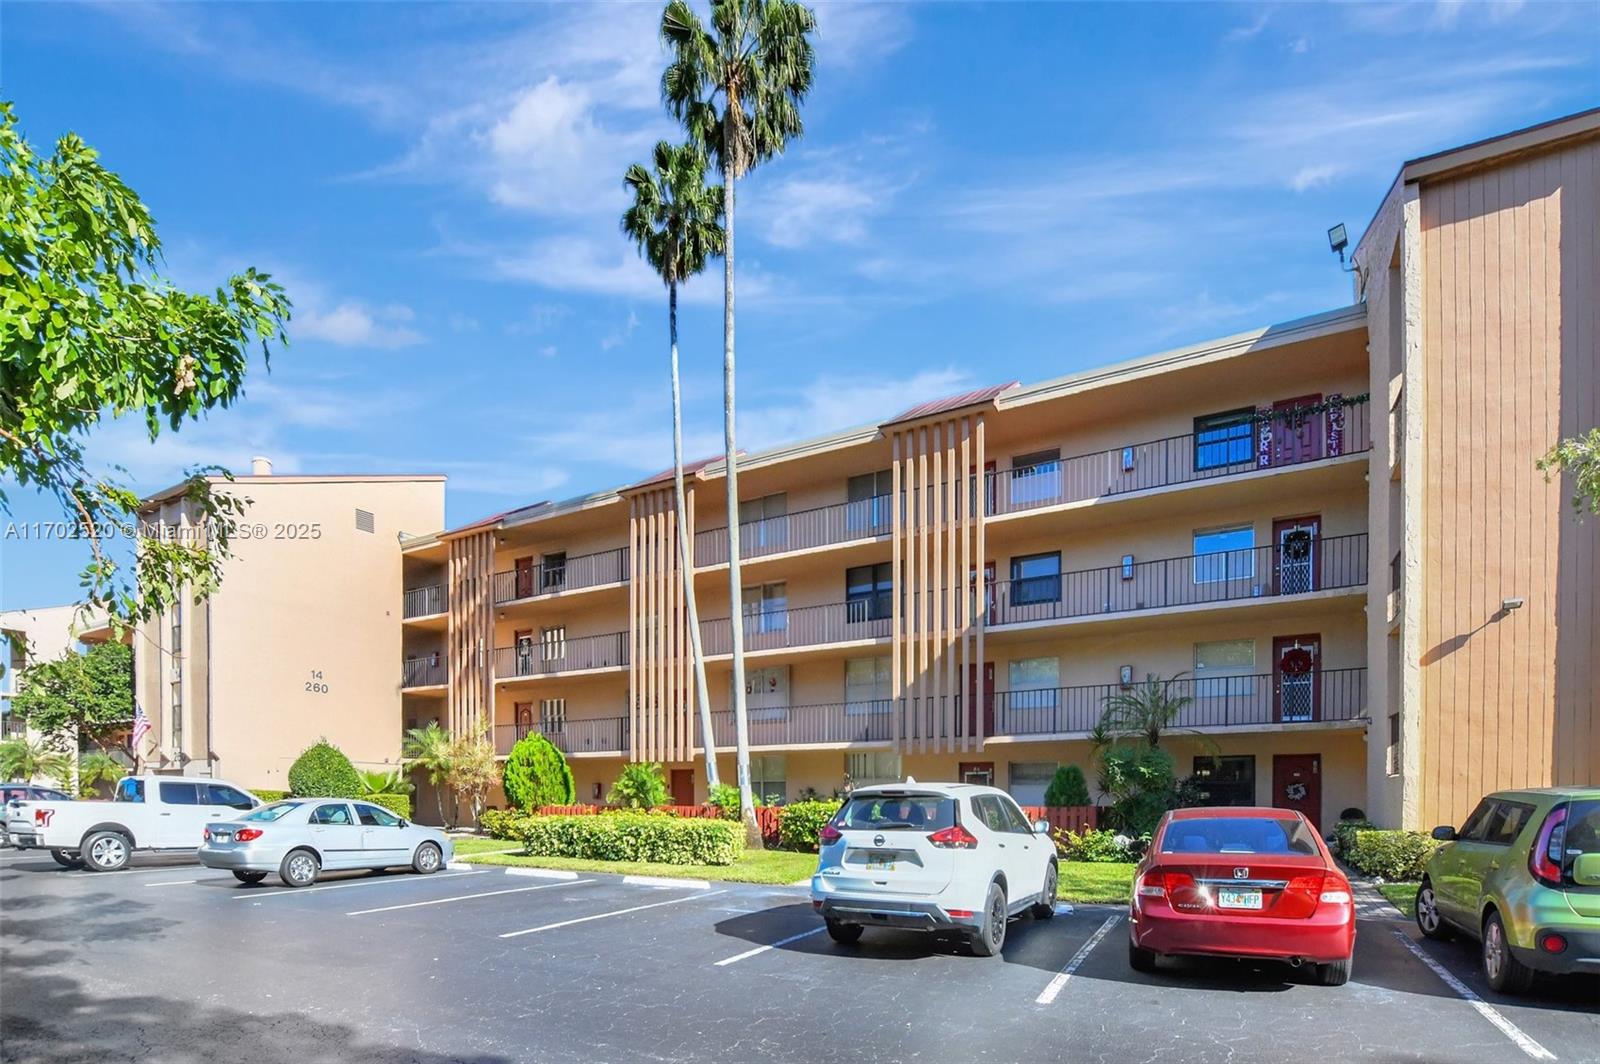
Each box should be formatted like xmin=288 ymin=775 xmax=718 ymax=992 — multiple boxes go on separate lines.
xmin=810 ymin=781 xmax=1058 ymax=956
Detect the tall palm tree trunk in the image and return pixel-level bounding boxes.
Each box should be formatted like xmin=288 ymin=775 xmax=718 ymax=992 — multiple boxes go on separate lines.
xmin=721 ymin=158 xmax=761 ymax=847
xmin=669 ymin=281 xmax=720 ymax=789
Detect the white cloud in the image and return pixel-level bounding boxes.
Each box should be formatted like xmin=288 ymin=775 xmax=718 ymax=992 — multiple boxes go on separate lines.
xmin=1289 ymin=163 xmax=1338 ymax=192
xmin=739 ymin=367 xmax=975 ymax=452
xmin=295 ymin=301 xmax=423 ymax=348
xmin=1225 ymin=11 xmax=1272 ymax=41
xmin=760 ymin=176 xmax=879 ymax=248
xmin=1289 ymin=35 xmax=1310 ymax=54
xmin=812 ymin=1 xmax=915 ymax=65
xmin=600 ymin=310 xmax=640 ymax=352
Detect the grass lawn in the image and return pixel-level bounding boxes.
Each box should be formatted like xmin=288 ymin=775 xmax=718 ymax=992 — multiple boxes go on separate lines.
xmin=1057 ymin=861 xmax=1135 ymax=904
xmin=451 ymin=837 xmax=524 ymax=856
xmin=1378 ymin=882 xmax=1420 ymax=918
xmin=460 ymin=847 xmax=819 ymax=885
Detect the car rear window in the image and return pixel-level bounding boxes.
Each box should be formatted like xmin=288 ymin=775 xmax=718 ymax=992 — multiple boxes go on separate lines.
xmin=1160 ymin=817 xmax=1320 ymax=856
xmin=1560 ymin=801 xmax=1599 ymax=866
xmin=241 ymin=801 xmax=302 ymax=822
xmin=837 ymin=794 xmax=956 ymax=831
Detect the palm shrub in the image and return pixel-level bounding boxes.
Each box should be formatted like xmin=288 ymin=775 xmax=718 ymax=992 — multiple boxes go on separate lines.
xmin=287 ymin=739 xmax=363 ymax=798
xmin=1043 ymin=764 xmax=1090 ymax=807
xmin=0 ymin=735 xmax=71 ymax=785
xmin=359 ymin=768 xmax=413 ymax=796
xmin=401 ymin=722 xmax=453 ymax=827
xmin=608 ymin=762 xmax=669 ymax=809
xmin=1100 ymin=673 xmax=1195 ymax=747
xmin=502 ymin=733 xmax=576 ymax=811
xmin=76 ymin=750 xmax=124 ymax=797
xmin=361 ymin=793 xmax=412 ymax=819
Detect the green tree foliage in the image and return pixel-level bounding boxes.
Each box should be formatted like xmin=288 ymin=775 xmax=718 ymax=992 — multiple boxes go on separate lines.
xmin=75 ymin=750 xmax=124 ymax=796
xmin=777 ymin=799 xmax=842 ymax=851
xmin=706 ymin=781 xmax=742 ymax=819
xmin=608 ymin=762 xmax=669 ymax=809
xmin=358 ymin=767 xmax=413 ymax=796
xmin=1099 ymin=744 xmax=1177 ymax=838
xmin=1043 ymin=764 xmax=1091 ymax=808
xmin=287 ymin=739 xmax=362 ymax=799
xmin=1100 ymin=673 xmax=1195 ymax=747
xmin=445 ymin=729 xmax=498 ymax=826
xmin=9 ymin=640 xmax=132 ymax=747
xmin=1539 ymin=428 xmax=1600 ymax=515
xmin=401 ymin=722 xmax=453 ymax=827
xmin=501 ymin=732 xmax=576 ymax=811
xmin=0 ymin=735 xmax=70 ymax=784
xmin=0 ymin=101 xmax=290 ymax=627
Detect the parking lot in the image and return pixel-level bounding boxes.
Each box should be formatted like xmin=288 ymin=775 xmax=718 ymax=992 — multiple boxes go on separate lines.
xmin=1 ymin=847 xmax=1595 ymax=1063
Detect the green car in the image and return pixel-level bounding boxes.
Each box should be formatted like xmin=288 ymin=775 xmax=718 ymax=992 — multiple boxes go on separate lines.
xmin=1415 ymin=787 xmax=1599 ymax=993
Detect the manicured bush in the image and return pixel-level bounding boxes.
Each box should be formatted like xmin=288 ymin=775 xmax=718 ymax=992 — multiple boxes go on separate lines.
xmin=480 ymin=808 xmax=520 ymax=839
xmin=252 ymin=789 xmax=289 ymax=803
xmin=501 ymin=733 xmax=576 ymax=811
xmin=360 ymin=792 xmax=412 ymax=820
xmin=607 ymin=762 xmax=669 ymax=809
xmin=1043 ymin=765 xmax=1090 ymax=808
xmin=1054 ymin=828 xmax=1140 ymax=863
xmin=1346 ymin=829 xmax=1439 ymax=881
xmin=706 ymin=782 xmax=742 ymax=819
xmin=1332 ymin=817 xmax=1376 ymax=857
xmin=511 ymin=813 xmax=743 ymax=865
xmin=777 ymin=799 xmax=843 ymax=852
xmin=287 ymin=740 xmax=363 ymax=799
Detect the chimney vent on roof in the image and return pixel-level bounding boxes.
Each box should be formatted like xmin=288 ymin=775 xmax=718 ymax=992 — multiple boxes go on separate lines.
xmin=250 ymin=456 xmax=273 ymax=476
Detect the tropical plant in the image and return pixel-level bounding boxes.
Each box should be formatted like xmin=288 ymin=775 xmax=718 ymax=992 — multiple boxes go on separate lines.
xmin=608 ymin=762 xmax=670 ymax=810
xmin=706 ymin=781 xmax=742 ymax=819
xmin=401 ymin=722 xmax=453 ymax=827
xmin=358 ymin=767 xmax=413 ymax=797
xmin=1099 ymin=673 xmax=1195 ymax=748
xmin=501 ymin=732 xmax=576 ymax=811
xmin=1099 ymin=743 xmax=1177 ymax=838
xmin=1043 ymin=764 xmax=1090 ymax=808
xmin=76 ymin=750 xmax=124 ymax=797
xmin=0 ymin=735 xmax=71 ymax=785
xmin=287 ymin=739 xmax=363 ymax=799
xmin=661 ymin=0 xmax=816 ymax=845
xmin=0 ymin=102 xmax=290 ymax=628
xmin=621 ymin=139 xmax=725 ymax=790
xmin=8 ymin=640 xmax=133 ymax=749
xmin=445 ymin=729 xmax=498 ymax=827
xmin=1538 ymin=427 xmax=1599 ymax=515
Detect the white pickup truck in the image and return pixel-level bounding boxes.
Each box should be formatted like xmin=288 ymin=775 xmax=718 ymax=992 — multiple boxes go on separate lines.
xmin=5 ymin=775 xmax=261 ymax=871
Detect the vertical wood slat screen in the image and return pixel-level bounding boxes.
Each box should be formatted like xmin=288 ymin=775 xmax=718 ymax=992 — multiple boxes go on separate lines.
xmin=447 ymin=529 xmax=495 ymax=736
xmin=628 ymin=485 xmax=695 ymax=763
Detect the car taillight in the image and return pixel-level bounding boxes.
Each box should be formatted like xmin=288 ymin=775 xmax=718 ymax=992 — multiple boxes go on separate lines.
xmin=928 ymin=824 xmax=979 ymax=849
xmin=1529 ymin=805 xmax=1567 ymax=888
xmin=202 ymin=828 xmax=210 ymax=842
xmin=235 ymin=828 xmax=263 ymax=842
xmin=819 ymin=823 xmax=842 ymax=845
xmin=1272 ymin=873 xmax=1327 ymax=918
xmin=1137 ymin=869 xmax=1196 ymax=899
xmin=1317 ymin=873 xmax=1351 ymax=906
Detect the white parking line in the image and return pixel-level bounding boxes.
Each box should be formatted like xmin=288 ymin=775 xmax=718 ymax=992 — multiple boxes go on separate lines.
xmin=346 ymin=878 xmax=595 ymax=916
xmin=504 ymin=867 xmax=580 ymax=880
xmin=1390 ymin=930 xmax=1557 ymax=1061
xmin=499 ymin=889 xmax=726 ymax=938
xmin=623 ymin=875 xmax=710 ymax=890
xmin=142 ymin=879 xmax=199 ymax=887
xmin=713 ymin=925 xmax=828 ymax=966
xmin=232 ymin=870 xmax=488 ymax=900
xmin=1036 ymin=915 xmax=1122 ymax=1005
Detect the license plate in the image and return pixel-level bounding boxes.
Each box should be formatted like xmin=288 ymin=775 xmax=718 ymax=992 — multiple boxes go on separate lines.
xmin=211 ymin=832 xmax=232 ymax=844
xmin=1218 ymin=889 xmax=1263 ymax=910
xmin=865 ymin=853 xmax=895 ymax=872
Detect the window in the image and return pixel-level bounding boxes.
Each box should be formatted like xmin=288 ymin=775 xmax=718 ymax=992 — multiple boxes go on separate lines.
xmin=739 ymin=493 xmax=788 ymax=552
xmin=847 ymin=751 xmax=902 ymax=786
xmin=1007 ymin=658 xmax=1059 ymax=712
xmin=1194 ymin=639 xmax=1255 ymax=677
xmin=972 ymin=795 xmax=1032 ymax=834
xmin=158 ymin=781 xmax=200 ymax=805
xmin=1192 ymin=525 xmax=1255 ymax=584
xmin=838 ymin=794 xmax=955 ymax=831
xmin=540 ymin=698 xmax=567 ymax=733
xmin=1010 ymin=552 xmax=1061 ymax=606
xmin=540 ymin=626 xmax=565 ymax=662
xmin=845 ymin=657 xmax=892 ymax=715
xmin=355 ymin=507 xmax=375 ymax=533
xmin=1386 ymin=713 xmax=1401 ymax=776
xmin=114 ymin=778 xmax=145 ymax=803
xmin=845 ymin=562 xmax=894 ymax=623
xmin=1190 ymin=756 xmax=1256 ymax=806
xmin=309 ymin=803 xmax=354 ymax=826
xmin=1194 ymin=409 xmax=1255 ymax=470
xmin=847 ymin=470 xmax=895 ymax=535
xmin=750 ymin=754 xmax=787 ymax=806
xmin=241 ymin=801 xmax=301 ymax=822
xmin=170 ymin=680 xmax=183 ymax=747
xmin=741 ymin=583 xmax=788 ymax=633
xmin=205 ymin=784 xmax=253 ymax=809
xmin=1008 ymin=762 xmax=1058 ymax=807
xmin=356 ymin=803 xmax=402 ymax=827
xmin=541 ymin=552 xmax=567 ymax=592
xmin=1009 ymin=448 xmax=1062 ymax=506
xmin=1482 ymin=801 xmax=1537 ymax=846
xmin=1457 ymin=799 xmax=1496 ymax=841
xmin=746 ymin=666 xmax=790 ymax=722
xmin=1159 ymin=816 xmax=1318 ymax=855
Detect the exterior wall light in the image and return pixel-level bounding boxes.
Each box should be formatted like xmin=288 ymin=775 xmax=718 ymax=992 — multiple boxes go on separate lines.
xmin=1501 ymin=597 xmax=1524 ymax=611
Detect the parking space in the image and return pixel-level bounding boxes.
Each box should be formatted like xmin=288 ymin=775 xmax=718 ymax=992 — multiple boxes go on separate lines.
xmin=2 ymin=851 xmax=1595 ymax=1063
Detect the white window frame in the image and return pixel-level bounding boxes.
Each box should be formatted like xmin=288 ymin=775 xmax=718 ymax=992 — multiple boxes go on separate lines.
xmin=846 ymin=751 xmax=902 ymax=786
xmin=1192 ymin=524 xmax=1256 ymax=584
xmin=1193 ymin=638 xmax=1257 ymax=696
xmin=750 ymin=753 xmax=787 ymax=805
xmin=844 ymin=656 xmax=892 ymax=715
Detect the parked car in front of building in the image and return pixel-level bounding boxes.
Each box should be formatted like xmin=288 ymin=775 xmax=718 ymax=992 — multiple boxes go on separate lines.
xmin=810 ymin=781 xmax=1058 ymax=956
xmin=2 ymin=784 xmax=73 ymax=847
xmin=1414 ymin=787 xmax=1600 ymax=993
xmin=1128 ymin=806 xmax=1356 ymax=986
xmin=198 ymin=798 xmax=452 ymax=887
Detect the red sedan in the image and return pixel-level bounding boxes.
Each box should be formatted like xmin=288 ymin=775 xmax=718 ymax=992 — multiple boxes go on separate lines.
xmin=1128 ymin=807 xmax=1356 ymax=986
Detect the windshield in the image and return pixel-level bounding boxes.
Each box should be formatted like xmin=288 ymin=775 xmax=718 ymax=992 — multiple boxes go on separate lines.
xmin=1160 ymin=817 xmax=1320 ymax=856
xmin=837 ymin=794 xmax=956 ymax=831
xmin=241 ymin=801 xmax=302 ymax=823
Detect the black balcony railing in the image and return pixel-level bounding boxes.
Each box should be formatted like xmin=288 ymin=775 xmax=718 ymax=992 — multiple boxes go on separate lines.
xmin=494 ymin=717 xmax=630 ymax=757
xmin=699 ymin=600 xmax=893 ymax=657
xmin=401 ymin=654 xmax=446 ymax=689
xmin=706 ymin=701 xmax=898 ymax=748
xmin=402 ymin=584 xmax=444 ymax=619
xmin=695 ymin=494 xmax=894 ymax=567
xmin=493 ymin=632 xmax=630 ymax=679
xmin=492 ymin=547 xmax=630 ymax=605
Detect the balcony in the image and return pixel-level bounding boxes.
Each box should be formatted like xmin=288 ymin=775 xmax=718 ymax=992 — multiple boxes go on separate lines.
xmin=493 ymin=717 xmax=630 ymax=757
xmin=986 ymin=398 xmax=1370 ymax=518
xmin=493 ymin=631 xmax=630 ymax=679
xmin=700 ymin=600 xmax=892 ymax=657
xmin=401 ymin=654 xmax=446 ymax=690
xmin=695 ymin=495 xmax=893 ymax=568
xmin=492 ymin=547 xmax=630 ymax=605
xmin=402 ymin=584 xmax=444 ymax=619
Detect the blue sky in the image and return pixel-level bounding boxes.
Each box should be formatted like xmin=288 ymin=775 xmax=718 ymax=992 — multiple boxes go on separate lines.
xmin=2 ymin=0 xmax=1596 ymax=609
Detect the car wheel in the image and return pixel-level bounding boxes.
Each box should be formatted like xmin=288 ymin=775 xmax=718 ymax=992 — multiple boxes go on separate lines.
xmin=1415 ymin=880 xmax=1452 ymax=940
xmin=1316 ymin=956 xmax=1353 ymax=986
xmin=1128 ymin=939 xmax=1158 ymax=973
xmin=232 ymin=870 xmax=268 ymax=884
xmin=1482 ymin=910 xmax=1534 ymax=994
xmin=968 ymin=882 xmax=1008 ymax=957
xmin=278 ymin=848 xmax=320 ymax=888
xmin=1031 ymin=862 xmax=1059 ymax=919
xmin=49 ymin=849 xmax=83 ymax=869
xmin=412 ymin=841 xmax=442 ymax=875
xmin=825 ymin=918 xmax=863 ymax=945
xmin=81 ymin=830 xmax=131 ymax=872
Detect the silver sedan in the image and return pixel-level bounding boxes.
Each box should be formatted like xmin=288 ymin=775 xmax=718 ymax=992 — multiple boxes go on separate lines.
xmin=198 ymin=798 xmax=454 ymax=887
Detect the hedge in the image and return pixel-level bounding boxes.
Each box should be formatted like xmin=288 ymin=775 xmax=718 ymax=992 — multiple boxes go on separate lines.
xmin=252 ymin=789 xmax=289 ymax=803
xmin=480 ymin=808 xmax=520 ymax=839
xmin=493 ymin=813 xmax=743 ymax=865
xmin=777 ymin=800 xmax=842 ymax=852
xmin=1332 ymin=817 xmax=1376 ymax=858
xmin=287 ymin=740 xmax=363 ymax=799
xmin=360 ymin=793 xmax=412 ymax=820
xmin=1345 ymin=829 xmax=1439 ymax=880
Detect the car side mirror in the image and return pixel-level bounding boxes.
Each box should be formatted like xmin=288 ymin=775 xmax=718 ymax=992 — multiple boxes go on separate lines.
xmin=1033 ymin=819 xmax=1051 ymax=835
xmin=398 ymin=819 xmax=409 ymax=828
xmin=1573 ymin=853 xmax=1600 ymax=887
xmin=1431 ymin=825 xmax=1457 ymax=841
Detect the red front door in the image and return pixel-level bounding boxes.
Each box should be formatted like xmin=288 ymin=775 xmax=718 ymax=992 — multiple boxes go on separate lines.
xmin=967 ymin=662 xmax=995 ymax=737
xmin=670 ymin=769 xmax=694 ymax=807
xmin=1272 ymin=754 xmax=1322 ymax=830
xmin=514 ymin=556 xmax=535 ymax=599
xmin=1272 ymin=515 xmax=1321 ymax=595
xmin=1272 ymin=634 xmax=1321 ymax=723
xmin=1271 ymin=395 xmax=1324 ymax=467
xmin=514 ymin=702 xmax=533 ymax=737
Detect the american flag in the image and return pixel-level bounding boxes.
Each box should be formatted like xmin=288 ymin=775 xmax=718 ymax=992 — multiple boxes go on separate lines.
xmin=130 ymin=703 xmax=151 ymax=749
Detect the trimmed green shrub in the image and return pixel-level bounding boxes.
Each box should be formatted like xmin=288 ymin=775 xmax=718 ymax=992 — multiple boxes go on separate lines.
xmin=706 ymin=782 xmax=742 ymax=819
xmin=1332 ymin=817 xmax=1377 ymax=858
xmin=1044 ymin=765 xmax=1090 ymax=808
xmin=360 ymin=792 xmax=412 ymax=820
xmin=480 ymin=808 xmax=520 ymax=839
xmin=777 ymin=799 xmax=843 ymax=852
xmin=1054 ymin=828 xmax=1139 ymax=863
xmin=502 ymin=733 xmax=576 ymax=811
xmin=1346 ymin=829 xmax=1439 ymax=880
xmin=287 ymin=740 xmax=363 ymax=799
xmin=511 ymin=813 xmax=743 ymax=865
xmin=252 ymin=789 xmax=289 ymax=803
xmin=607 ymin=762 xmax=669 ymax=809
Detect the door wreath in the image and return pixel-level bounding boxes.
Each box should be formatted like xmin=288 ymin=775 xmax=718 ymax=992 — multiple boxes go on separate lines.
xmin=1279 ymin=647 xmax=1314 ymax=676
xmin=1285 ymin=782 xmax=1309 ymax=801
xmin=1282 ymin=529 xmax=1313 ymax=562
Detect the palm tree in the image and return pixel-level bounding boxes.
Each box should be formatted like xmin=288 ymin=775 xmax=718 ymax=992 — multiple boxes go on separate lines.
xmin=1099 ymin=673 xmax=1196 ymax=748
xmin=0 ymin=735 xmax=71 ymax=785
xmin=400 ymin=722 xmax=453 ymax=827
xmin=76 ymin=750 xmax=124 ymax=797
xmin=660 ymin=0 xmax=816 ymax=841
xmin=621 ymin=140 xmax=726 ymax=791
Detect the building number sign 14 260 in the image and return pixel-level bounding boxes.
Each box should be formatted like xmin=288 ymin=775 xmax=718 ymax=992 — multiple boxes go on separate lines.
xmin=306 ymin=670 xmax=330 ymax=694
